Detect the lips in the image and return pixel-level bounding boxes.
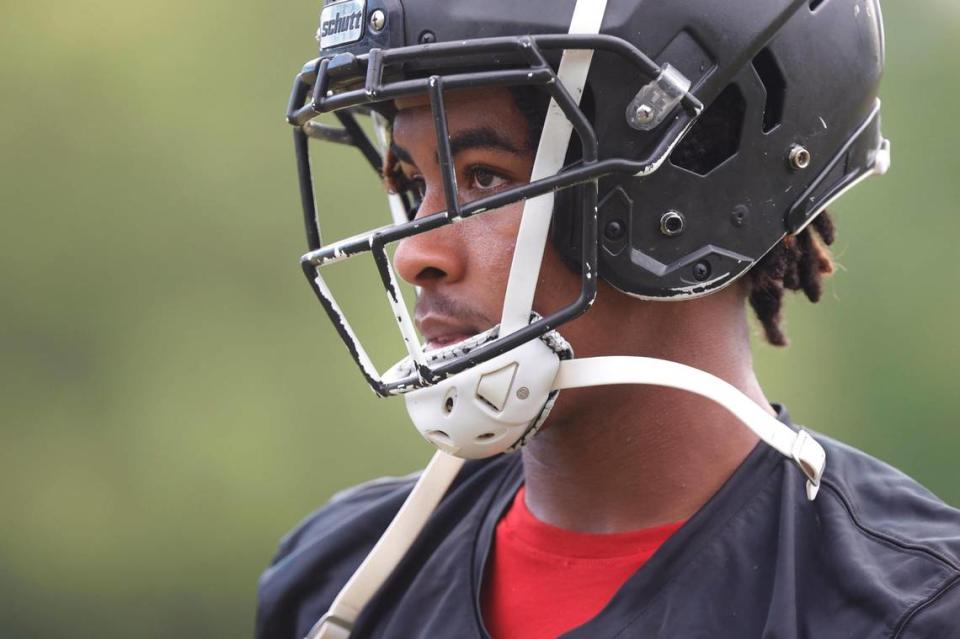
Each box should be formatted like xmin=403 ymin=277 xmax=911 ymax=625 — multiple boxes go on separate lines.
xmin=424 ymin=333 xmax=474 ymax=350
xmin=417 ymin=314 xmax=484 ymax=351
xmin=413 ymin=292 xmax=495 ymax=352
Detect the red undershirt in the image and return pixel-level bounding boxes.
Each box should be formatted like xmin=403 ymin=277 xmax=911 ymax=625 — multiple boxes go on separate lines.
xmin=482 ymin=486 xmax=684 ymax=639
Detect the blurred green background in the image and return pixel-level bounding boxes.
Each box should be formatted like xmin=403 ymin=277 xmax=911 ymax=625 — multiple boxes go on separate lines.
xmin=1 ymin=1 xmax=958 ymax=637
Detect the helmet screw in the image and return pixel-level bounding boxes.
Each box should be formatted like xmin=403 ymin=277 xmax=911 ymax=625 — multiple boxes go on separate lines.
xmin=369 ymin=9 xmax=386 ymax=32
xmin=635 ymin=104 xmax=655 ymax=124
xmin=604 ymin=220 xmax=625 ymax=241
xmin=659 ymin=210 xmax=685 ymax=237
xmin=516 ymin=387 xmax=530 ymax=400
xmin=789 ymin=144 xmax=811 ymax=171
xmin=693 ymin=260 xmax=711 ymax=281
xmin=730 ymin=204 xmax=748 ymax=228
xmin=418 ymin=30 xmax=436 ymax=44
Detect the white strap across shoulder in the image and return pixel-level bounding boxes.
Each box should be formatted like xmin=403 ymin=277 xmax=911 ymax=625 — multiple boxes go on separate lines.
xmin=553 ymin=357 xmax=825 ymax=500
xmin=306 ymin=451 xmax=465 ymax=639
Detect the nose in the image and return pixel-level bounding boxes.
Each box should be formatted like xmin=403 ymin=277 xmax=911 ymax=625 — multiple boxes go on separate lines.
xmin=392 ymin=187 xmax=467 ymax=287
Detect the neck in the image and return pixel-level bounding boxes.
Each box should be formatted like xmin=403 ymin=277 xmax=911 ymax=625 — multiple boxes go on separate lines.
xmin=520 ymin=288 xmax=770 ymax=533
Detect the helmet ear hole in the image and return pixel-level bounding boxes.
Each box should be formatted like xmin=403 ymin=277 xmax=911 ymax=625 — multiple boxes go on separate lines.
xmin=752 ymin=48 xmax=787 ymax=134
xmin=670 ymin=83 xmax=746 ymax=176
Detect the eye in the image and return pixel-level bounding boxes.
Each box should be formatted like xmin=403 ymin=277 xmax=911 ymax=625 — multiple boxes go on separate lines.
xmin=468 ymin=166 xmax=509 ymax=191
xmin=410 ymin=176 xmax=426 ymax=198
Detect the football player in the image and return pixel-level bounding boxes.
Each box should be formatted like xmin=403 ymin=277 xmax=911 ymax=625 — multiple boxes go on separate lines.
xmin=258 ymin=0 xmax=960 ymax=637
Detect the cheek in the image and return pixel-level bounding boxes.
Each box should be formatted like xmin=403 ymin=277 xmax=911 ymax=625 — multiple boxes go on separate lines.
xmin=534 ymin=246 xmax=608 ymax=358
xmin=460 ymin=205 xmax=524 ymax=297
xmin=456 ymin=204 xmax=584 ymax=326
xmin=534 ymin=246 xmax=583 ymax=314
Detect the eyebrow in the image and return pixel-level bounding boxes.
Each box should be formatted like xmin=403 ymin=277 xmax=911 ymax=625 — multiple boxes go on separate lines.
xmin=390 ymin=126 xmax=526 ymax=169
xmin=389 ymin=141 xmax=414 ymax=166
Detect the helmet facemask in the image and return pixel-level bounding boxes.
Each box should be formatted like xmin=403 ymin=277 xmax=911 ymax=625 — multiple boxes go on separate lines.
xmin=289 ymin=35 xmax=702 ymax=402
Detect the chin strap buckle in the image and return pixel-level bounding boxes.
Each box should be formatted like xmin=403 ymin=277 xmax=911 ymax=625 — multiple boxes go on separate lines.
xmin=791 ymin=429 xmax=826 ymax=501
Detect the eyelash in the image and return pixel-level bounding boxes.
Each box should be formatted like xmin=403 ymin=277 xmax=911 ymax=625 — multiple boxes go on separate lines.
xmin=467 ymin=165 xmax=510 ymax=191
xmin=407 ymin=165 xmax=511 ymax=196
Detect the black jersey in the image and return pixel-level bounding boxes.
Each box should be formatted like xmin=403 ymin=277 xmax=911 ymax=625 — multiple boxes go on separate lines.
xmin=257 ymin=408 xmax=960 ymax=638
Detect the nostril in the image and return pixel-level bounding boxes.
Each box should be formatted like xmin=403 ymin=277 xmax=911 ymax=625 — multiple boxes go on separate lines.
xmin=392 ymin=224 xmax=466 ymax=286
xmin=417 ymin=267 xmax=446 ymax=282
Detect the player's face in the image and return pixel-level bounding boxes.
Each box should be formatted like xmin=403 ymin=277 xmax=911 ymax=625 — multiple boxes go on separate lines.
xmin=391 ymin=87 xmax=583 ymax=351
xmin=389 ymin=88 xmax=725 ymax=430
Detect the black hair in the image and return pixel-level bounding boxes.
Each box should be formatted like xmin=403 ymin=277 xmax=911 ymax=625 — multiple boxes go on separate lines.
xmin=747 ymin=212 xmax=836 ymax=346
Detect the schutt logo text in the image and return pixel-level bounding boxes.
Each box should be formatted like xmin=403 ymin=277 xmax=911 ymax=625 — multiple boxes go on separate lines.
xmin=320 ymin=8 xmax=363 ymax=38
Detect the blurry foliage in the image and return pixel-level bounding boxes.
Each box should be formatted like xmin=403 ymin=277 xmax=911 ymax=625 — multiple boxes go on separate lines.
xmin=0 ymin=1 xmax=957 ymax=637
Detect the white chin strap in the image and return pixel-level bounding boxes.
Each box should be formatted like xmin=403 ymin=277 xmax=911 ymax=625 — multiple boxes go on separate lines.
xmin=555 ymin=357 xmax=826 ymax=500
xmin=307 ymin=354 xmax=826 ymax=639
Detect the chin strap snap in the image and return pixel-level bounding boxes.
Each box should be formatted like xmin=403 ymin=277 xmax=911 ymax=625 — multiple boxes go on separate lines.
xmin=791 ymin=429 xmax=825 ymax=500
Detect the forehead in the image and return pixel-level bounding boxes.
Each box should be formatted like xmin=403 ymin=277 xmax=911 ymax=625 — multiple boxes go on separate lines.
xmin=392 ymin=87 xmax=529 ymax=143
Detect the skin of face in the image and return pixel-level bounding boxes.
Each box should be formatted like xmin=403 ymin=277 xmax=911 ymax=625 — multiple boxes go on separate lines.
xmin=391 ymin=87 xmax=630 ymax=358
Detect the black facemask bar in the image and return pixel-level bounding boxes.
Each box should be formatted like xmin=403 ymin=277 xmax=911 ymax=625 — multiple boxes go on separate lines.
xmin=286 ymin=34 xmax=703 ymax=397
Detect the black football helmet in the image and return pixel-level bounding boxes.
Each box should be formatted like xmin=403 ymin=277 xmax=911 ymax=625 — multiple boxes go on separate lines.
xmin=287 ymin=0 xmax=888 ymax=400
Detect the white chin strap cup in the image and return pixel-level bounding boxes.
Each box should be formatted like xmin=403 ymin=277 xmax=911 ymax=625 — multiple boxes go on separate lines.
xmin=404 ymin=332 xmax=566 ymax=459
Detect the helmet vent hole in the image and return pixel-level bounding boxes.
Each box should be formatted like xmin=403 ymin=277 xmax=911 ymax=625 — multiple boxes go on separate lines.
xmin=426 ymin=429 xmax=453 ymax=445
xmin=670 ymin=84 xmax=745 ymax=176
xmin=809 ymin=0 xmax=827 ymax=10
xmin=475 ymin=432 xmax=497 ymax=442
xmin=442 ymin=389 xmax=457 ymax=415
xmin=752 ymin=48 xmax=786 ymax=134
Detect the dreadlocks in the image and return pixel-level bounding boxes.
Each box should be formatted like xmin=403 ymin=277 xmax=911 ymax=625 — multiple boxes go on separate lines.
xmin=747 ymin=212 xmax=836 ymax=346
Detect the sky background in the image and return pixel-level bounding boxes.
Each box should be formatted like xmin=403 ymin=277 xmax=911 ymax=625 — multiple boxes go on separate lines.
xmin=1 ymin=1 xmax=958 ymax=637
